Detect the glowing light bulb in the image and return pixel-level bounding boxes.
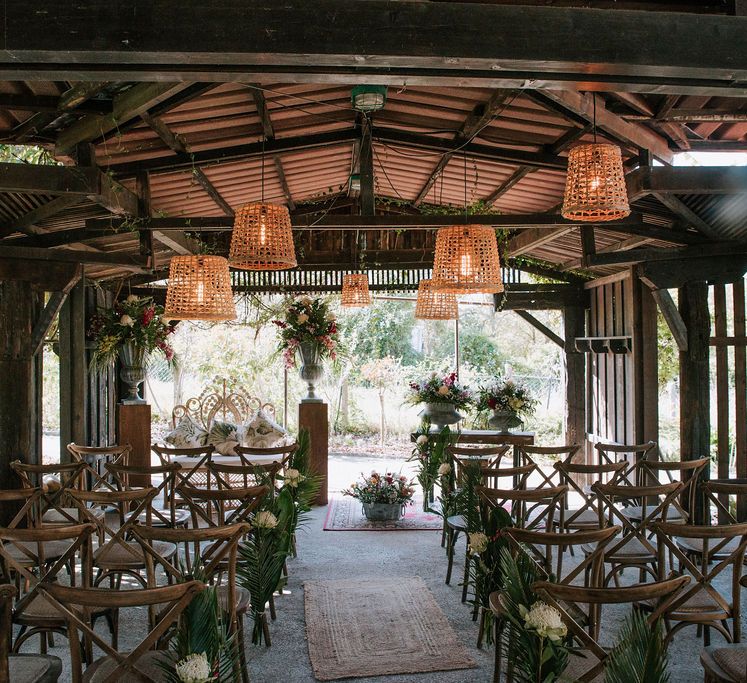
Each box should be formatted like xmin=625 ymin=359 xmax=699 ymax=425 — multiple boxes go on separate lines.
xmin=259 ymin=217 xmax=267 ymax=245
xmin=589 ymin=176 xmax=601 ymax=191
xmin=196 ymin=280 xmax=204 ymax=304
xmin=460 ymin=253 xmax=473 ymax=278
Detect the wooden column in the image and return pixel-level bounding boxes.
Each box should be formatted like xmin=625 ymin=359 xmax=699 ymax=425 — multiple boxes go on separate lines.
xmin=117 ymin=404 xmax=152 ymax=487
xmin=0 ymin=280 xmax=43 ymax=523
xmin=298 ymin=402 xmax=328 ymax=505
xmin=679 ymin=280 xmax=710 ymax=523
xmin=631 ymin=275 xmax=659 ymax=447
xmin=59 ymin=278 xmax=87 ymax=461
xmin=563 ymin=305 xmax=585 ymax=453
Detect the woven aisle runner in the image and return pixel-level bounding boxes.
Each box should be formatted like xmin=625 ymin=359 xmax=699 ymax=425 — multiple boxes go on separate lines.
xmin=323 ymin=496 xmax=443 ymax=531
xmin=304 ymin=576 xmax=476 ymax=681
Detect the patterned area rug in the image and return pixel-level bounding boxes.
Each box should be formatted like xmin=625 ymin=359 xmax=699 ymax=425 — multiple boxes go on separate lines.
xmin=304 ymin=576 xmax=476 ymax=681
xmin=323 ymin=496 xmax=443 ymax=531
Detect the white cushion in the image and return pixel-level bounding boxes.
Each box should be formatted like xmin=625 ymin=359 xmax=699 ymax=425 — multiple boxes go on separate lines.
xmin=164 ymin=416 xmax=207 ymax=448
xmin=207 ymin=420 xmax=242 ymax=455
xmin=242 ymin=409 xmax=287 ymax=449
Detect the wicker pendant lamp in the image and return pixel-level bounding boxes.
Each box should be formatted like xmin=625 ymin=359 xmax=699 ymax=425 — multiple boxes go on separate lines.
xmin=431 ymin=225 xmax=504 ymax=294
xmin=163 ymin=255 xmax=236 ymax=321
xmin=561 ymin=98 xmax=630 ymax=222
xmin=341 ymin=273 xmax=371 ymax=307
xmin=415 ymin=279 xmax=458 ymax=320
xmin=228 ymin=134 xmax=297 ymax=270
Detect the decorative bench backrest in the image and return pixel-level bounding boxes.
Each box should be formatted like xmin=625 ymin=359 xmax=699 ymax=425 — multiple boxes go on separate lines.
xmin=172 ymin=377 xmax=277 ymax=430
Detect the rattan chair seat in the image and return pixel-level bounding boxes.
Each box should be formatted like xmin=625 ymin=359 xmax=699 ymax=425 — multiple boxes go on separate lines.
xmin=123 ymin=508 xmax=191 ymax=527
xmin=582 ymin=535 xmax=657 ymax=560
xmin=676 ymin=536 xmax=741 ymax=557
xmin=83 ymin=650 xmax=166 ymax=682
xmin=5 ymin=540 xmax=72 ymax=566
xmin=17 ymin=594 xmax=109 ymax=622
xmin=42 ymin=508 xmax=105 ymax=525
xmin=621 ymin=505 xmax=684 ymax=522
xmin=560 ymin=507 xmax=599 ymax=526
xmin=446 ymin=514 xmax=467 ymax=531
xmin=8 ymin=653 xmax=62 ymax=683
xmin=216 ymin=584 xmax=251 ymax=614
xmin=701 ymin=645 xmax=746 ymax=682
xmin=557 ymin=649 xmax=605 ymax=682
xmin=93 ymin=540 xmax=177 ymax=568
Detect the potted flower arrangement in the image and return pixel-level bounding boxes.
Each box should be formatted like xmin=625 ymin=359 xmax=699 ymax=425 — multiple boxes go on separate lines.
xmin=273 ymin=296 xmax=338 ymax=403
xmin=477 ymin=377 xmax=537 ymax=433
xmin=88 ymin=295 xmax=175 ymax=404
xmin=343 ymin=471 xmax=415 ymax=521
xmin=406 ymin=372 xmax=472 ymax=429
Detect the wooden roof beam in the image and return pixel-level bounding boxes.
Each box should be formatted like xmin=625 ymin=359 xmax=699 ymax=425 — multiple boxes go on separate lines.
xmin=585 ymin=241 xmax=747 ymax=268
xmin=0 ymin=244 xmax=150 ymax=271
xmin=412 ymin=89 xmax=518 ymax=206
xmin=507 ymin=227 xmax=575 ymax=257
xmin=627 ymin=165 xmax=747 ymax=200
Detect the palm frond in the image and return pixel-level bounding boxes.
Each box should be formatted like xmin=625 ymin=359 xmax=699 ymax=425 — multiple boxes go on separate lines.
xmin=604 ymin=612 xmax=669 ymax=683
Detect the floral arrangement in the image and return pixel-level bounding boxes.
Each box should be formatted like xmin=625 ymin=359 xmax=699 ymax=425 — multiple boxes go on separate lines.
xmin=273 ymin=296 xmax=338 ymax=368
xmin=343 ymin=471 xmax=415 ymax=506
xmin=476 ymin=377 xmax=537 ymax=417
xmin=408 ymin=422 xmax=454 ymax=511
xmin=174 ymin=653 xmax=211 ymax=683
xmin=406 ymin=372 xmax=472 ymax=409
xmin=88 ymin=294 xmax=175 ymax=369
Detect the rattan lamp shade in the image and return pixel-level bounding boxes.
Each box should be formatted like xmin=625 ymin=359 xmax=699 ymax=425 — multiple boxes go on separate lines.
xmin=229 ymin=202 xmax=297 ymax=270
xmin=431 ymin=225 xmax=504 ymax=294
xmin=415 ymin=279 xmax=458 ymax=320
xmin=163 ymin=255 xmax=236 ymax=321
xmin=341 ymin=274 xmax=371 ymax=307
xmin=561 ymin=143 xmax=631 ymax=222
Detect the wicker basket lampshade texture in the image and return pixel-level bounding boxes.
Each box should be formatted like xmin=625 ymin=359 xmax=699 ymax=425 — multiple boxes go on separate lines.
xmin=341 ymin=274 xmax=372 ymax=307
xmin=431 ymin=225 xmax=504 ymax=294
xmin=415 ymin=279 xmax=458 ymax=320
xmin=229 ymin=202 xmax=297 ymax=270
xmin=561 ymin=143 xmax=631 ymax=222
xmin=164 ymin=255 xmax=236 ymax=321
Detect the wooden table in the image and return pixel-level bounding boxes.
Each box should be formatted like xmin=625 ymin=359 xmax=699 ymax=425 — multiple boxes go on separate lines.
xmin=412 ymin=429 xmax=535 ymax=467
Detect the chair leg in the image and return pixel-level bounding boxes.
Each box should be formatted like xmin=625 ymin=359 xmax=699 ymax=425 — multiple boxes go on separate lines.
xmin=261 ymin=613 xmax=272 ymax=647
xmin=461 ymin=546 xmax=471 ymax=604
xmin=446 ymin=529 xmax=459 ymax=585
xmin=269 ymin=594 xmax=277 ymax=621
xmin=477 ymin=608 xmax=486 ymax=649
xmin=493 ymin=620 xmax=501 ymax=683
xmin=237 ymin=615 xmax=250 ymax=683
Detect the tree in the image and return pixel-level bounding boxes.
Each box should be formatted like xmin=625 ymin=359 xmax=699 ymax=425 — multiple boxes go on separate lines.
xmin=360 ymin=356 xmax=401 ymax=445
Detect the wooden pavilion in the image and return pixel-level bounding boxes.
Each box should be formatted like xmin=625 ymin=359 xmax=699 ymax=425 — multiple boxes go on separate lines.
xmin=0 ymin=0 xmax=746 ymax=524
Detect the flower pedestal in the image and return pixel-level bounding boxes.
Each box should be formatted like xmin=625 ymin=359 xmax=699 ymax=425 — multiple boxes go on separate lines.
xmin=117 ymin=403 xmax=151 ymax=488
xmin=488 ymin=409 xmax=522 ymax=433
xmin=419 ymin=402 xmax=462 ymax=430
xmin=298 ymin=341 xmax=324 ymax=404
xmin=362 ymin=502 xmax=405 ymax=522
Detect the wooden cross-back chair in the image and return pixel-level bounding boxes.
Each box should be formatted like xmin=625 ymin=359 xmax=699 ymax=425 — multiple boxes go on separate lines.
xmin=39 ymin=581 xmax=205 ymax=683
xmin=66 ymin=443 xmax=132 ymax=492
xmin=483 ymin=525 xmax=620 ymax=660
xmin=594 ymin=440 xmax=656 ymax=486
xmin=131 ymin=522 xmax=251 ymax=681
xmin=177 ymin=483 xmax=268 ymax=530
xmin=625 ymin=456 xmax=710 ymax=525
xmin=0 ymin=584 xmax=62 ymax=683
xmin=702 ymin=479 xmax=747 ymax=526
xmin=151 ymin=444 xmax=216 ymax=492
xmin=654 ymin=520 xmax=747 ymax=646
xmin=527 ymin=575 xmax=690 ymax=683
xmin=591 ymin=480 xmax=683 ymax=586
xmin=516 ymin=444 xmax=581 ymax=488
xmin=0 ymin=523 xmax=115 ymax=659
xmin=105 ymin=462 xmax=190 ymax=529
xmin=447 ymin=444 xmax=510 ymax=470
xmin=552 ymin=460 xmax=628 ymax=533
xmin=66 ymin=487 xmax=177 ymax=589
xmin=701 ymin=575 xmax=747 ymax=683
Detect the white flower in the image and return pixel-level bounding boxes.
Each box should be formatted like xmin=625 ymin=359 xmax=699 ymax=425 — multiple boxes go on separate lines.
xmin=283 ymin=468 xmax=305 ymax=488
xmin=520 ymin=601 xmax=567 ymax=641
xmin=300 ymin=296 xmax=312 ymax=306
xmin=468 ymin=531 xmax=489 ymax=555
xmin=125 ymin=294 xmax=140 ymax=303
xmin=325 ymin=311 xmax=336 ymax=322
xmin=416 ymin=435 xmax=429 ymax=446
xmin=437 ymin=385 xmax=450 ymax=396
xmin=297 ymin=312 xmax=309 ymax=324
xmin=254 ymin=510 xmax=278 ymax=529
xmin=175 ymin=653 xmax=211 ymax=683
xmin=509 ymin=397 xmax=524 ymax=410
xmin=438 ymin=462 xmax=451 ymax=477
xmin=120 ymin=314 xmax=135 ymax=327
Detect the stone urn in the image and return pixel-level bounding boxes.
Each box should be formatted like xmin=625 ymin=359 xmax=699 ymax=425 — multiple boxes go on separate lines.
xmin=419 ymin=402 xmax=462 ymax=430
xmin=488 ymin=409 xmax=522 ymax=433
xmin=298 ymin=341 xmax=323 ymax=403
xmin=119 ymin=341 xmax=147 ymax=404
xmin=362 ymin=502 xmax=405 ymax=521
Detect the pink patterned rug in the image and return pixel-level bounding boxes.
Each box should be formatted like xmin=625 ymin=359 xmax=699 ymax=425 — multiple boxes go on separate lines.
xmin=323 ymin=496 xmax=443 ymax=531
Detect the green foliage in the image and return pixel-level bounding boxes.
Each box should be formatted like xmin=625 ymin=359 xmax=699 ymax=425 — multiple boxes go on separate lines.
xmin=657 ymin=308 xmax=679 ymax=389
xmin=498 ymin=546 xmax=572 ymax=682
xmin=341 ymin=301 xmax=420 ymax=366
xmin=0 ymin=144 xmax=58 ymax=165
xmin=157 ymin=561 xmax=240 ymax=682
xmin=604 ymin=612 xmax=669 ymax=683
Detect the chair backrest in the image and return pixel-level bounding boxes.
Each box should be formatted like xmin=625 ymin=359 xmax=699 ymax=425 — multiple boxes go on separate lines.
xmin=654 ymin=520 xmax=747 ymax=625
xmin=504 ymin=525 xmax=619 ymax=587
xmin=636 ymin=456 xmax=709 ymax=521
xmin=594 ymin=441 xmax=656 ymax=485
xmin=533 ymin=575 xmax=690 ymax=681
xmin=66 ymin=443 xmax=132 ymax=490
xmin=476 ymin=484 xmax=567 ymax=531
xmin=207 ymin=460 xmax=282 ymax=502
xmin=177 ymin=483 xmax=268 ymax=528
xmin=702 ymin=479 xmax=747 ymax=525
xmin=517 ymin=444 xmax=581 ymax=487
xmin=0 ymin=488 xmax=42 ymax=529
xmin=11 ymin=460 xmax=89 ymax=525
xmin=477 ymin=463 xmax=535 ymax=491
xmin=40 ymin=581 xmax=205 ymax=683
xmin=152 ymin=444 xmax=215 ymax=490
xmin=106 ymin=461 xmax=182 ymax=527
xmin=446 ymin=444 xmax=510 ymax=469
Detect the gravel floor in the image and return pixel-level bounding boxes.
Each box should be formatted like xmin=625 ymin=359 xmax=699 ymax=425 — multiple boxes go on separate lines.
xmin=18 ymin=455 xmax=734 ymax=682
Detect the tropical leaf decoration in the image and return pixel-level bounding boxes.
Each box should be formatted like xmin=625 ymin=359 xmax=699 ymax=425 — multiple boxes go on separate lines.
xmin=604 ymin=611 xmax=669 ymax=683
xmin=497 ymin=546 xmax=572 ymax=682
xmin=157 ymin=560 xmax=241 ymax=682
